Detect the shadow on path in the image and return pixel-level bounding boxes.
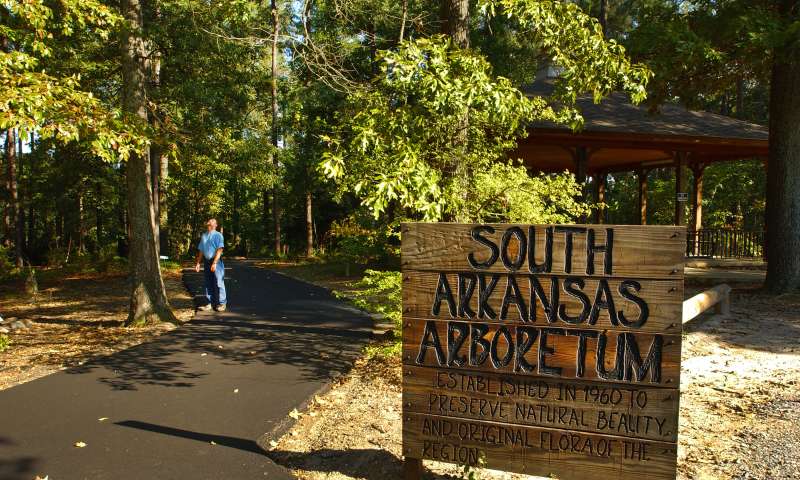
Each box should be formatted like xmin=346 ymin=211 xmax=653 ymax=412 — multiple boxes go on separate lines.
xmin=0 ymin=259 xmax=373 ymax=479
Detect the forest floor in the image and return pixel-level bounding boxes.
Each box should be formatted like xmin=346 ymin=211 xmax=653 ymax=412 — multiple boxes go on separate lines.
xmin=268 ymin=279 xmax=800 ymax=480
xmin=0 ymin=264 xmax=194 ymax=390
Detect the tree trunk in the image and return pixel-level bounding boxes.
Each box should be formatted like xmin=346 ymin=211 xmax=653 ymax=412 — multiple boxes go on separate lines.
xmin=270 ymin=0 xmax=282 ymax=256
xmin=96 ymin=182 xmax=103 ymax=249
xmin=441 ymin=0 xmax=469 ymax=48
xmin=599 ymin=0 xmax=608 ymax=37
xmin=441 ymin=0 xmax=470 ymax=220
xmin=765 ymin=12 xmax=800 ymax=293
xmin=6 ymin=128 xmax=21 ymax=267
xmin=77 ymin=188 xmax=84 ymax=254
xmin=232 ymin=177 xmax=240 ymax=250
xmin=27 ymin=132 xmax=34 ymax=252
xmin=736 ymin=75 xmax=745 ymax=119
xmin=399 ymin=0 xmax=408 ymax=43
xmin=121 ymin=0 xmax=176 ymax=325
xmin=158 ymin=149 xmax=169 ymax=255
xmin=17 ymin=129 xmax=24 ymax=256
xmin=150 ymin=144 xmax=160 ymax=253
xmin=306 ymin=191 xmax=313 ymax=258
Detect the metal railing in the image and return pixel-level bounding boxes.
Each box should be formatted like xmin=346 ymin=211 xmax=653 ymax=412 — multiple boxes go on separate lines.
xmin=686 ymin=229 xmax=764 ymax=259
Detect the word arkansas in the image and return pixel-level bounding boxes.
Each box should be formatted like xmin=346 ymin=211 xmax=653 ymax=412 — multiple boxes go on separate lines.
xmin=432 ymin=272 xmax=648 ymax=327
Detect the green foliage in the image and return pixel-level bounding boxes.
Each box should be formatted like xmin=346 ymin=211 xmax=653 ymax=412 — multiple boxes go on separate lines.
xmin=470 ymin=163 xmax=593 ymax=223
xmin=480 ymin=0 xmax=651 ymax=112
xmin=347 ymin=269 xmax=402 ymax=326
xmin=321 ymin=3 xmax=650 ymax=223
xmin=0 ymin=333 xmax=10 ymax=353
xmin=1 ymin=0 xmax=147 ymax=161
xmin=322 ymin=36 xmax=580 ymax=221
xmin=0 ymin=246 xmax=18 ymax=281
xmin=346 ymin=269 xmax=403 ymax=359
xmin=703 ymin=160 xmax=765 ymax=230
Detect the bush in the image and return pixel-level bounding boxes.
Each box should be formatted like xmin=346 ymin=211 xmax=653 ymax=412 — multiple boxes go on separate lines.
xmin=343 ymin=269 xmax=402 ymax=358
xmin=0 ymin=246 xmax=19 ymax=282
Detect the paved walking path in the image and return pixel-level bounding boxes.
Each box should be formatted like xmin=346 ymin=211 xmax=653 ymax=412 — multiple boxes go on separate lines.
xmin=0 ymin=260 xmax=373 ymax=480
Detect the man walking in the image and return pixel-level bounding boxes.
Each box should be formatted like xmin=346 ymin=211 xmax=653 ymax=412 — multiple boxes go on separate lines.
xmin=195 ymin=218 xmax=227 ymax=311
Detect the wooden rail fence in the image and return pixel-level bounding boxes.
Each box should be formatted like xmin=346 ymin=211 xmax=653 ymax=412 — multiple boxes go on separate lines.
xmin=686 ymin=229 xmax=764 ymax=259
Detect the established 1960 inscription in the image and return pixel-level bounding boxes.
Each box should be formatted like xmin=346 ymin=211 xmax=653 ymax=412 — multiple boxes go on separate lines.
xmin=401 ymin=223 xmax=683 ymax=480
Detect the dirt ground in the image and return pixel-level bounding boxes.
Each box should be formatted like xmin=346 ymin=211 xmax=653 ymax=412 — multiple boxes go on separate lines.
xmin=0 ymin=268 xmax=194 ymax=390
xmin=269 ymin=287 xmax=800 ymax=480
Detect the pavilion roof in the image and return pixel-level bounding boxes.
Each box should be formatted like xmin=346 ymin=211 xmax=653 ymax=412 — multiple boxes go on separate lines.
xmin=522 ymin=81 xmax=768 ymax=141
xmin=514 ymin=81 xmax=769 ymax=174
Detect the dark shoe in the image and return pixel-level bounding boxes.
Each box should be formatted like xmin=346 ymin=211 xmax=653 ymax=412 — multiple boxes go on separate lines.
xmin=197 ymin=304 xmax=213 ymax=311
xmin=214 ymin=304 xmax=227 ymax=312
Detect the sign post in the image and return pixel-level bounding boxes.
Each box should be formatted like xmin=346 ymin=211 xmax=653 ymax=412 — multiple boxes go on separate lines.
xmin=401 ymin=223 xmax=685 ymax=479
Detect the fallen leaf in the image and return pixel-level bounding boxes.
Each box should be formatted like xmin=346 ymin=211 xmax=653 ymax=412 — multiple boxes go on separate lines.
xmin=217 ymin=345 xmax=223 ymax=349
xmin=288 ymin=408 xmax=301 ymax=420
xmin=97 ymin=417 xmax=109 ymax=422
xmin=268 ymin=440 xmax=279 ymax=449
xmin=74 ymin=441 xmax=87 ymax=448
xmin=210 ymin=441 xmax=216 ymax=445
xmin=34 ymin=476 xmax=49 ymax=480
xmin=201 ymin=353 xmax=207 ymax=357
xmin=233 ymin=388 xmax=239 ymax=393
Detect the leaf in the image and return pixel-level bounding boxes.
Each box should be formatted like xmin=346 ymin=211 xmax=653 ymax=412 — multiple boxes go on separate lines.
xmin=97 ymin=417 xmax=109 ymax=422
xmin=288 ymin=408 xmax=301 ymax=420
xmin=268 ymin=440 xmax=279 ymax=449
xmin=233 ymin=388 xmax=239 ymax=393
xmin=74 ymin=441 xmax=87 ymax=448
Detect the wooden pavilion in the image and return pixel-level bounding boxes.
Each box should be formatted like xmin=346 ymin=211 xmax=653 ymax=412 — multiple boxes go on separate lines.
xmin=515 ymin=79 xmax=769 ymax=242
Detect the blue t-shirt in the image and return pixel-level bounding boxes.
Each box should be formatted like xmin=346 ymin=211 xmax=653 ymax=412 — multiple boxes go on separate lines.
xmin=199 ymin=230 xmax=224 ymax=260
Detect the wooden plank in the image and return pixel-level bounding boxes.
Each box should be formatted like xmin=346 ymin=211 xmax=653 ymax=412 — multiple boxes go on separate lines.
xmin=402 ymin=412 xmax=678 ymax=480
xmin=402 ymin=270 xmax=682 ymax=334
xmin=401 ymin=223 xmax=685 ymax=280
xmin=402 ymin=319 xmax=681 ymax=387
xmin=403 ymin=366 xmax=679 ymax=442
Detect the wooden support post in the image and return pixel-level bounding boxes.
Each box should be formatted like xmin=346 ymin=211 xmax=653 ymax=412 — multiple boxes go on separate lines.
xmin=403 ymin=457 xmax=422 ymax=480
xmin=691 ymin=163 xmax=705 ymax=233
xmin=575 ymin=147 xmax=588 ymax=223
xmin=638 ymin=168 xmax=648 ymax=225
xmin=675 ymin=152 xmax=688 ymax=226
xmin=593 ymin=171 xmax=607 ymax=224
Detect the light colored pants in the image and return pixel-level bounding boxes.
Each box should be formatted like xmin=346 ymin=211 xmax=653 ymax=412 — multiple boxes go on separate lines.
xmin=203 ymin=259 xmax=226 ymax=306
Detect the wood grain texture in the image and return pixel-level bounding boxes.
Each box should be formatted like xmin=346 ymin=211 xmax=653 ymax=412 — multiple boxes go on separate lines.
xmin=402 ymin=413 xmax=678 ymax=480
xmin=403 ymin=366 xmax=679 ymax=441
xmin=402 ymin=319 xmax=681 ymax=387
xmin=402 ymin=270 xmax=682 ymax=334
xmin=401 ymin=223 xmax=685 ymax=280
xmin=401 ymin=223 xmax=683 ymax=480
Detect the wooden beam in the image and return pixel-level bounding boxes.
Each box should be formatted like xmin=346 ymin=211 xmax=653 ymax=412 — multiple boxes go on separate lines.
xmin=521 ymin=128 xmax=770 ymax=156
xmin=593 ymin=171 xmax=607 ymax=223
xmin=691 ymin=163 xmax=705 ymax=233
xmin=575 ymin=146 xmax=588 ymax=222
xmin=403 ymin=457 xmax=422 ymax=480
xmin=638 ymin=168 xmax=648 ymax=225
xmin=674 ymin=153 xmax=688 ymax=226
xmin=683 ymin=284 xmax=732 ymax=323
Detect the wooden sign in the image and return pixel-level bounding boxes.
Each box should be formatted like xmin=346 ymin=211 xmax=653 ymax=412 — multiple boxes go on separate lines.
xmin=401 ymin=223 xmax=684 ymax=480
